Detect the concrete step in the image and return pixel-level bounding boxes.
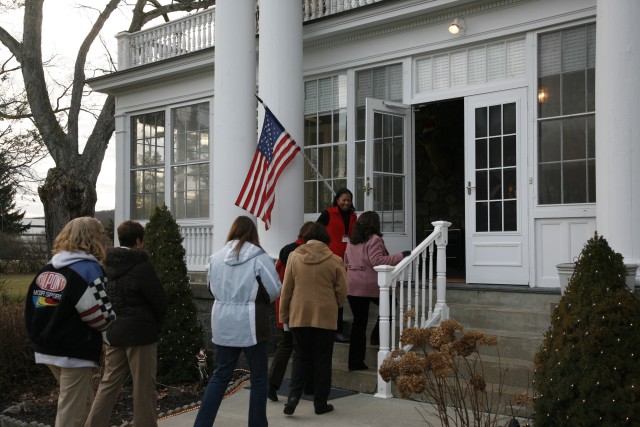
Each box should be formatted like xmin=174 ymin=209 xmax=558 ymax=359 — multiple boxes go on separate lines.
xmin=448 ymin=303 xmax=552 ymax=333
xmin=475 ymin=328 xmax=544 ymax=361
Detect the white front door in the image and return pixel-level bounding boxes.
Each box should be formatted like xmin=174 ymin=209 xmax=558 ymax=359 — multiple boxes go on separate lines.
xmin=361 ymin=98 xmax=412 ymax=254
xmin=464 ymin=89 xmax=530 ymax=285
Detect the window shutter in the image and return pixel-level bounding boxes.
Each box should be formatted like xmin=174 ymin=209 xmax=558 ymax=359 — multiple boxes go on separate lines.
xmin=451 ymin=50 xmax=468 ymax=87
xmin=538 ymin=32 xmax=561 ymax=77
xmin=468 ymin=46 xmax=487 ymax=85
xmin=433 ymin=54 xmax=450 ymax=89
xmin=487 ymin=43 xmax=506 ymax=81
xmin=416 ymin=57 xmax=432 ymax=92
xmin=506 ymin=39 xmax=526 ymax=78
xmin=562 ymin=26 xmax=587 ymax=72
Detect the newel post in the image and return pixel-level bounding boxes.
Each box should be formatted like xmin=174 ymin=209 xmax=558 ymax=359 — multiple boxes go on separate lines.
xmin=374 ymin=265 xmax=395 ymax=399
xmin=432 ymin=221 xmax=452 ymax=324
xmin=116 ymin=31 xmax=130 ymax=70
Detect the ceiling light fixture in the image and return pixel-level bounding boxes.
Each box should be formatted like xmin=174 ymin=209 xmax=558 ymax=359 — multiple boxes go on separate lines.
xmin=448 ymin=17 xmax=465 ymax=35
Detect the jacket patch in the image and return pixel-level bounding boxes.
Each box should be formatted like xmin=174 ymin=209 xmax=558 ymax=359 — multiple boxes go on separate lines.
xmin=33 ymin=295 xmax=59 ymax=307
xmin=36 ymin=272 xmax=67 ymax=292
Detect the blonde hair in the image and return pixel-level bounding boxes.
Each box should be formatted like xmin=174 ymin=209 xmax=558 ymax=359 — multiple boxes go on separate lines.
xmin=52 ymin=217 xmax=107 ymax=262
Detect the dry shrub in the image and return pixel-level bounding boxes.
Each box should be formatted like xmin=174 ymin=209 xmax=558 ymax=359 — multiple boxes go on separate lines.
xmin=380 ymin=319 xmax=531 ymax=426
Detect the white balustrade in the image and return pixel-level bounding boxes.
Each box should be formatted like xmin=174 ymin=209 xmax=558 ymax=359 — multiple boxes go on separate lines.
xmin=375 ymin=220 xmax=451 ymax=399
xmin=116 ymin=8 xmax=215 ymax=69
xmin=180 ymin=224 xmax=214 ymax=272
xmin=116 ymin=2 xmax=389 ymax=67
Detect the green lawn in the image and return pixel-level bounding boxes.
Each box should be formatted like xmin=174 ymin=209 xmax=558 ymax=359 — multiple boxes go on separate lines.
xmin=1 ymin=274 xmax=34 ymax=298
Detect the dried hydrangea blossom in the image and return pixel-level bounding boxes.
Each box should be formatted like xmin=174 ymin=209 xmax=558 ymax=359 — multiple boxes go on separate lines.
xmin=396 ymin=374 xmax=426 ymax=398
xmin=399 ymin=351 xmax=427 ymax=376
xmin=429 ymin=319 xmax=463 ymax=350
xmin=378 ymin=355 xmax=400 ymax=382
xmin=468 ymin=373 xmax=487 ymax=392
xmin=400 ymin=326 xmax=432 ymax=347
xmin=426 ymin=351 xmax=454 ymax=377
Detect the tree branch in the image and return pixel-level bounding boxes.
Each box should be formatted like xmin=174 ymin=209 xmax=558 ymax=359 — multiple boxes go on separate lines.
xmin=69 ymin=0 xmax=121 ymax=146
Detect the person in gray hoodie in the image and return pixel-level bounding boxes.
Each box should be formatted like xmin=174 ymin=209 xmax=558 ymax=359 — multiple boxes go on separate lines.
xmin=194 ymin=216 xmax=281 ymax=427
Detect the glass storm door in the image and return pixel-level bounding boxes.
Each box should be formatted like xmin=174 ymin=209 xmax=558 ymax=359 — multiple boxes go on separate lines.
xmin=362 ymin=98 xmax=412 ymax=254
xmin=464 ymin=89 xmax=530 ymax=285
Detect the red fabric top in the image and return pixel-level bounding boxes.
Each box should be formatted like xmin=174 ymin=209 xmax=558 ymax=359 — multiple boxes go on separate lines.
xmin=325 ymin=206 xmax=357 ymax=258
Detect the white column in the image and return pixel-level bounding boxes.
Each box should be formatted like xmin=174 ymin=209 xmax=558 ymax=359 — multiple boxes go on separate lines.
xmin=113 ymin=113 xmax=127 ymax=246
xmin=258 ymin=1 xmax=305 ymax=257
xmin=595 ymin=0 xmax=640 ymax=276
xmin=211 ymin=1 xmax=257 ymax=251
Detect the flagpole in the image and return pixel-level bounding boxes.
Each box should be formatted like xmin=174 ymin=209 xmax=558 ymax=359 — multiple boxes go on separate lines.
xmin=298 ymin=149 xmax=335 ymax=196
xmin=255 ymin=94 xmax=336 ymax=196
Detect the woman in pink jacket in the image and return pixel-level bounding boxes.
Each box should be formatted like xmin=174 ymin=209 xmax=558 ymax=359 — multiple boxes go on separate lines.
xmin=343 ymin=211 xmax=409 ymax=371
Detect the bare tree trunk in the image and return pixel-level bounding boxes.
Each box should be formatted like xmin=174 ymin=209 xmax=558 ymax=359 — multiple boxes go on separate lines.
xmin=38 ymin=167 xmax=97 ymax=254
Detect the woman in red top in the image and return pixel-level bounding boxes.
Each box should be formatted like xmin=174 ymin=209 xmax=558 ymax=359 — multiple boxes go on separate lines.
xmin=317 ymin=188 xmax=357 ymax=342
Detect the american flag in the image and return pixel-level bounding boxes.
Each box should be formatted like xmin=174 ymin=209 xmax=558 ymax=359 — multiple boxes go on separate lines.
xmin=235 ymin=107 xmax=301 ymax=229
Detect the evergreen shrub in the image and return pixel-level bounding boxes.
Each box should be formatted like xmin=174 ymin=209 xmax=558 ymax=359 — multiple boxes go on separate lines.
xmin=533 ymin=233 xmax=640 ymax=425
xmin=144 ymin=205 xmax=205 ymax=384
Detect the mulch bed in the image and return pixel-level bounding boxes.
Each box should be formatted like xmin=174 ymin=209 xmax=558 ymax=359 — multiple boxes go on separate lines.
xmin=2 ymin=370 xmax=249 ymax=426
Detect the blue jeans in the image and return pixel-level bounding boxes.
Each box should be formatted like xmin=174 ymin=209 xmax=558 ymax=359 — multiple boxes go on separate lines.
xmin=193 ymin=342 xmax=268 ymax=427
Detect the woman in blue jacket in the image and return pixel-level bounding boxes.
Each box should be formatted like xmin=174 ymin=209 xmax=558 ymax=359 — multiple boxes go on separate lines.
xmin=194 ymin=216 xmax=282 ymax=427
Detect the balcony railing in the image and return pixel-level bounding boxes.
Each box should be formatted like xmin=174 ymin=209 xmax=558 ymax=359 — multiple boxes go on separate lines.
xmin=303 ymin=0 xmax=383 ymax=21
xmin=116 ymin=1 xmax=384 ymax=69
xmin=374 ymin=220 xmax=451 ymax=398
xmin=116 ymin=8 xmax=216 ymax=69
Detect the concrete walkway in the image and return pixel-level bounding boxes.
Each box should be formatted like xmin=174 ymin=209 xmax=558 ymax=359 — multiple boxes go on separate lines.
xmin=157 ymin=386 xmax=440 ymax=426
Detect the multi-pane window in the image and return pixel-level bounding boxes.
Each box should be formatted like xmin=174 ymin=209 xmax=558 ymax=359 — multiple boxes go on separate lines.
xmin=130 ymin=102 xmax=210 ymax=220
xmin=172 ymin=103 xmax=210 ymax=219
xmin=537 ymin=24 xmax=596 ymax=204
xmin=372 ymin=111 xmax=405 ymax=232
xmin=355 ymin=64 xmax=403 ymax=210
xmin=131 ymin=112 xmax=166 ymax=220
xmin=303 ymin=74 xmax=348 ymax=214
xmin=475 ymin=103 xmax=518 ymax=232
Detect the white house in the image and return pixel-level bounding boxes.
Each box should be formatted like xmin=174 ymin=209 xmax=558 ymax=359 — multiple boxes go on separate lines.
xmin=88 ymin=0 xmax=639 ymax=290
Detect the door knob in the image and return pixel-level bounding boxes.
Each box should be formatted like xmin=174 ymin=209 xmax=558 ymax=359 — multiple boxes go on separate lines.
xmin=363 ymin=177 xmax=373 ymax=196
xmin=467 ymin=181 xmax=475 ymax=195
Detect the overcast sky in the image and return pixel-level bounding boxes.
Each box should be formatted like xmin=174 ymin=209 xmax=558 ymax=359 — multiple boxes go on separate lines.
xmin=1 ymin=1 xmax=133 ymax=217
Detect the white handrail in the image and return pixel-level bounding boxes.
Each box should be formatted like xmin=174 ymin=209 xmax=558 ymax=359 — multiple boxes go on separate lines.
xmin=374 ymin=220 xmax=451 ymax=398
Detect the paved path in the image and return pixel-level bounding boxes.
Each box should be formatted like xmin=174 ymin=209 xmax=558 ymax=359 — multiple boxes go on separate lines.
xmin=157 ymin=386 xmax=440 ymax=426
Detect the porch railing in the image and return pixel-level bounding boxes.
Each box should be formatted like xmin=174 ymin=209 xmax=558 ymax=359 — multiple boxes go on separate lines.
xmin=374 ymin=220 xmax=451 ymax=398
xmin=115 ymin=1 xmax=384 ymax=69
xmin=181 ymin=224 xmax=214 ymax=272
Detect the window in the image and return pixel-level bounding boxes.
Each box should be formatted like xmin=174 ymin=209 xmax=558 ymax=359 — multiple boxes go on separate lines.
xmin=355 ymin=64 xmax=403 ymax=210
xmin=537 ymin=24 xmax=596 ymax=204
xmin=130 ymin=102 xmax=210 ymax=220
xmin=172 ymin=103 xmax=210 ymax=219
xmin=475 ymin=103 xmax=518 ymax=232
xmin=131 ymin=112 xmax=165 ymax=219
xmin=303 ymin=74 xmax=348 ymax=214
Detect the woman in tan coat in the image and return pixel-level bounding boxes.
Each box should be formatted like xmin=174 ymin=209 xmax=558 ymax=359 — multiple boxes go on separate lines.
xmin=279 ymin=222 xmax=348 ymax=416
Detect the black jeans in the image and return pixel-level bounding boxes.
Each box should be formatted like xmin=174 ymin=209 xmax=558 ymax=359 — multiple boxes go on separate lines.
xmin=288 ymin=327 xmax=334 ymax=410
xmin=347 ymin=295 xmax=379 ymax=368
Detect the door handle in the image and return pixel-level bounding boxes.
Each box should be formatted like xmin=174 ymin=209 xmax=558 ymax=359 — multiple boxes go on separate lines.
xmin=363 ymin=177 xmax=373 ymax=196
xmin=467 ymin=181 xmax=475 ymax=195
